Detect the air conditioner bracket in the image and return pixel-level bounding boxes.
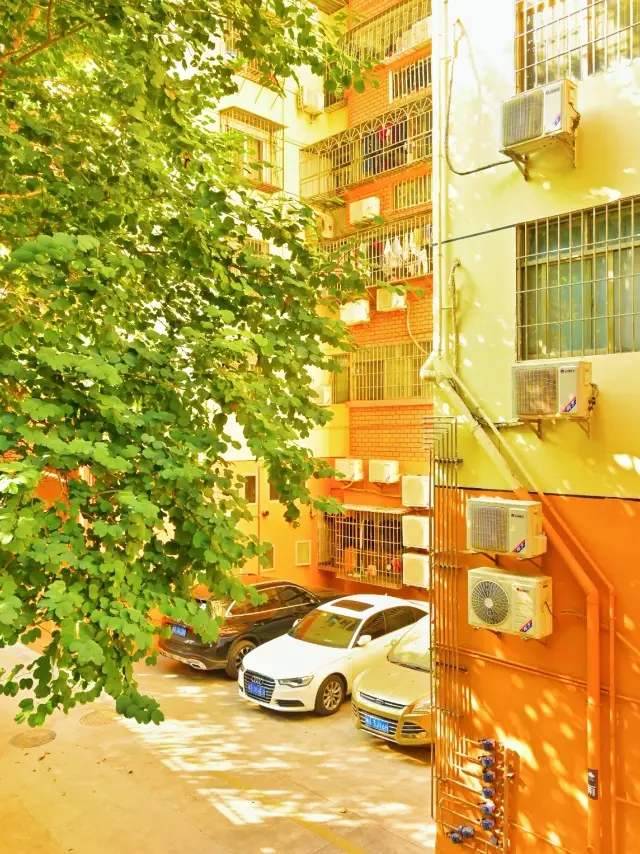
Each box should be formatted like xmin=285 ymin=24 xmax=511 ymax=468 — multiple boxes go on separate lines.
xmin=503 ymin=151 xmax=529 ymax=180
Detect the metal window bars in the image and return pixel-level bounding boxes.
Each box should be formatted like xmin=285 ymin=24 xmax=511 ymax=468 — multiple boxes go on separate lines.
xmin=390 ymin=55 xmax=432 ymax=103
xmin=214 ymin=27 xmax=278 ymax=88
xmin=318 ymin=508 xmax=407 ymax=589
xmin=393 ymin=173 xmax=432 ymax=211
xmin=350 ymin=341 xmax=432 ymax=401
xmin=516 ymin=195 xmax=640 ymax=359
xmin=515 ymin=0 xmax=640 ymax=92
xmin=246 ymin=239 xmax=271 ymax=258
xmin=324 ymin=213 xmax=432 ymax=286
xmin=219 ymin=108 xmax=284 ymax=193
xmin=300 ymin=97 xmax=432 ymax=203
xmin=342 ymin=0 xmax=432 ymax=66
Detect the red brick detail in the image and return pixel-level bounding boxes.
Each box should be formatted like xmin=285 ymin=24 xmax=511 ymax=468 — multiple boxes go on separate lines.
xmin=349 ymin=403 xmax=433 ymax=461
xmin=348 ymin=288 xmax=432 ymax=346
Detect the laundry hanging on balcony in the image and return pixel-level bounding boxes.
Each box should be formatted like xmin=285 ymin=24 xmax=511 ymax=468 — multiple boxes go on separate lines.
xmin=362 ymin=120 xmax=408 ymax=177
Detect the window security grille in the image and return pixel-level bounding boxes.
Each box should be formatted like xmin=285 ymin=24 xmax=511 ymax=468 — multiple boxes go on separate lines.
xmin=219 ymin=108 xmax=284 ymax=192
xmin=517 ymin=195 xmax=640 ymax=359
xmin=515 ymin=0 xmax=640 ymax=92
xmin=390 ymin=56 xmax=432 ymax=103
xmin=393 ymin=174 xmax=431 ymax=211
xmin=318 ymin=509 xmax=406 ymax=589
xmin=350 ymin=341 xmax=431 ymax=401
xmin=300 ymin=97 xmax=432 ymax=202
xmin=342 ymin=0 xmax=432 ymax=66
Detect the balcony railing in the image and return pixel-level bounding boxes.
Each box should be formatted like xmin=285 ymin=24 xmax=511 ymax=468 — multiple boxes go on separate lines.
xmin=318 ymin=507 xmax=407 ymax=589
xmin=220 ymin=108 xmax=284 ymax=193
xmin=300 ymin=97 xmax=432 ymax=202
xmin=324 ymin=213 xmax=432 ymax=286
xmin=216 ymin=28 xmax=278 ymax=89
xmin=342 ymin=0 xmax=432 ymax=66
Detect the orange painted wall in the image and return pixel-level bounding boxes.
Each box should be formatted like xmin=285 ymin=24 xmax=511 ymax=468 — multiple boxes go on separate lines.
xmin=452 ymin=491 xmax=640 ymax=853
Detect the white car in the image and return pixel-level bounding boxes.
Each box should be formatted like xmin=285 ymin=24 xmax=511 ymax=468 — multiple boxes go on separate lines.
xmin=238 ymin=594 xmax=429 ymax=716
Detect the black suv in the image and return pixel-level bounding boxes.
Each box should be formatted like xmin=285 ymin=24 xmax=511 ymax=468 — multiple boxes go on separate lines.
xmin=158 ymin=580 xmax=341 ymax=678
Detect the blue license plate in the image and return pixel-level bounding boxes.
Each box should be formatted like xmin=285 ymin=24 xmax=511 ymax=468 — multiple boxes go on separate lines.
xmin=247 ymin=681 xmax=267 ymax=699
xmin=364 ymin=714 xmax=390 ymax=734
xmin=171 ymin=624 xmax=187 ymax=637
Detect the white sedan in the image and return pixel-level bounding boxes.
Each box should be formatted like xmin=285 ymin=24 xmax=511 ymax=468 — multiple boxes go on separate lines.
xmin=238 ymin=593 xmax=429 ymax=716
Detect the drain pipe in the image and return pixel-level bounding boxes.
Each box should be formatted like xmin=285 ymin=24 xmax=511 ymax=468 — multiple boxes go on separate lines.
xmin=422 ymin=353 xmax=602 ymax=854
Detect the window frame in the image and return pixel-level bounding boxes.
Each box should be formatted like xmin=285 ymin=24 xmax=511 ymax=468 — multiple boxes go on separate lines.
xmin=243 ymin=473 xmax=258 ymax=505
xmin=295 ymin=540 xmax=312 ymax=566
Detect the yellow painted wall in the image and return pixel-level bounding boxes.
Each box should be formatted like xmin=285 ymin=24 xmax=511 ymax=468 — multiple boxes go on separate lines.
xmin=439 ymin=0 xmax=640 ymax=499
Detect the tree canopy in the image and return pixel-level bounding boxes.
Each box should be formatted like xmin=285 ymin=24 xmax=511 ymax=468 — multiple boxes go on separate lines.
xmin=0 ymin=1 xmax=367 ymax=725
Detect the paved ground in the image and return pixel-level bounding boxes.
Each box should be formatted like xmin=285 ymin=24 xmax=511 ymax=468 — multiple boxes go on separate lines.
xmin=0 ymin=644 xmax=435 ymax=854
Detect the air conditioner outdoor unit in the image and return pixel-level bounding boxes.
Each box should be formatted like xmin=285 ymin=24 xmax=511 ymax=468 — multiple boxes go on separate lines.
xmin=349 ymin=196 xmax=380 ymax=225
xmin=403 ymin=553 xmax=430 ymax=589
xmin=512 ymin=359 xmax=593 ymax=420
xmin=369 ymin=459 xmax=400 ymax=484
xmin=468 ymin=567 xmax=553 ymax=639
xmin=402 ymin=475 xmax=433 ymax=508
xmin=334 ymin=458 xmax=364 ymax=482
xmin=376 ymin=288 xmax=406 ymax=312
xmin=314 ymin=385 xmax=332 ymax=407
xmin=402 ymin=515 xmax=430 ymax=550
xmin=340 ymin=299 xmax=370 ymax=326
xmin=299 ymin=85 xmax=325 ymax=116
xmin=466 ymin=497 xmax=547 ymax=559
xmin=316 ymin=211 xmax=335 ymax=239
xmin=501 ymin=78 xmax=579 ymax=157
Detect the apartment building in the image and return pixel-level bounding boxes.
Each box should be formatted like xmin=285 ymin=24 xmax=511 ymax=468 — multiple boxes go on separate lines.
xmin=221 ymin=2 xmax=640 ymax=853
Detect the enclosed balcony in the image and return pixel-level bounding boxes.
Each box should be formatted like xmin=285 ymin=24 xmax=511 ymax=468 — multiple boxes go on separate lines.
xmin=219 ymin=108 xmax=284 ymax=193
xmin=300 ymin=97 xmax=432 ymax=203
xmin=324 ymin=212 xmax=432 ymax=286
xmin=341 ymin=0 xmax=432 ymax=66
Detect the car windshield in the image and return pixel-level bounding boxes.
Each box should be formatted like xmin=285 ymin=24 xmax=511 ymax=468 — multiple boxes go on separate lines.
xmin=289 ymin=609 xmax=361 ymax=649
xmin=388 ymin=617 xmax=431 ymax=671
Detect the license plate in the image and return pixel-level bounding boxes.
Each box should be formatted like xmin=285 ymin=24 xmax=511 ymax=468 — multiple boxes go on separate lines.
xmin=364 ymin=714 xmax=390 ymax=734
xmin=171 ymin=624 xmax=187 ymax=637
xmin=247 ymin=681 xmax=267 ymax=699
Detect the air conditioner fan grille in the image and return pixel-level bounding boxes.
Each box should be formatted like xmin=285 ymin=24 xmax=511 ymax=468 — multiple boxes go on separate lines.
xmin=515 ymin=367 xmax=558 ymax=416
xmin=502 ymin=89 xmax=544 ymax=148
xmin=469 ymin=504 xmax=510 ymax=553
xmin=471 ymin=580 xmax=510 ymax=626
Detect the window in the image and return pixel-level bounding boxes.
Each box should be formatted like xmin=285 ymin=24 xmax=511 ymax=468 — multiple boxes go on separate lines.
xmin=295 ymin=540 xmax=311 ymax=566
xmin=390 ymin=56 xmax=432 ymax=103
xmin=328 ymin=508 xmax=406 ymax=590
xmin=269 ymin=483 xmax=281 ymax=502
xmin=262 ymin=544 xmax=275 ymax=571
xmin=393 ymin=174 xmax=431 ymax=211
xmin=358 ymin=612 xmax=387 ymax=641
xmin=332 ymin=354 xmax=350 ymax=404
xmin=290 ymin=609 xmax=361 ymax=648
xmin=351 ymin=342 xmax=432 ymax=401
xmin=515 ymin=0 xmax=640 ymax=93
xmin=219 ymin=108 xmax=284 ymax=191
xmin=341 ymin=0 xmax=432 ymax=66
xmin=517 ymin=197 xmax=640 ymax=359
xmin=230 ymin=587 xmax=280 ymax=615
xmin=243 ymin=474 xmax=257 ymax=504
xmin=384 ymin=606 xmax=420 ymax=633
xmin=279 ymin=585 xmax=315 ymax=606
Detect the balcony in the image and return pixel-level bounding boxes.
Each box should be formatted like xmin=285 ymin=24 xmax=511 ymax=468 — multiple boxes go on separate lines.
xmin=325 ymin=213 xmax=432 ymax=286
xmin=219 ymin=108 xmax=284 ymax=193
xmin=300 ymin=97 xmax=432 ymax=203
xmin=318 ymin=506 xmax=407 ymax=589
xmin=215 ymin=29 xmax=278 ymax=89
xmin=342 ymin=0 xmax=431 ymax=66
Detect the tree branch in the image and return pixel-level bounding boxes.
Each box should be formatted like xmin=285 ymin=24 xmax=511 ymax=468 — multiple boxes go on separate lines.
xmin=0 ymin=20 xmax=97 ymax=75
xmin=0 ymin=5 xmax=41 ymax=65
xmin=46 ymin=0 xmax=55 ymax=42
xmin=0 ymin=188 xmax=44 ymax=200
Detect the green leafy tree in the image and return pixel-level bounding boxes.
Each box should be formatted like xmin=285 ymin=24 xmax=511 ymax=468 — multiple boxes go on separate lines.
xmin=0 ymin=1 xmax=367 ymax=725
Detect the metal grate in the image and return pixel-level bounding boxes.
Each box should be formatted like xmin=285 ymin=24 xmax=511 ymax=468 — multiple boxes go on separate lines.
xmin=360 ymin=691 xmax=406 ymax=710
xmin=390 ymin=56 xmax=432 ymax=103
xmin=219 ymin=108 xmax=284 ymax=193
xmin=502 ymin=88 xmax=544 ymax=148
xmin=320 ymin=509 xmax=405 ymax=589
xmin=516 ymin=195 xmax=640 ymax=359
xmin=10 ymin=730 xmax=56 ymax=749
xmin=246 ymin=239 xmax=270 ymax=258
xmin=514 ymin=367 xmax=558 ymax=415
xmin=216 ymin=27 xmax=278 ymax=89
xmin=342 ymin=0 xmax=432 ymax=65
xmin=300 ymin=97 xmax=432 ymax=202
xmin=393 ymin=174 xmax=431 ymax=211
xmin=325 ymin=213 xmax=432 ymax=285
xmin=468 ymin=503 xmax=510 ymax=553
xmin=515 ymin=0 xmax=640 ymax=92
xmin=244 ymin=670 xmax=276 ymax=702
xmin=350 ymin=341 xmax=432 ymax=401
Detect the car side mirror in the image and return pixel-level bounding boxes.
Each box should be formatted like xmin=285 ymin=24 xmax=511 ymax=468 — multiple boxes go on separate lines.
xmin=357 ymin=634 xmax=372 ymax=647
xmin=293 ymin=619 xmax=301 ymax=627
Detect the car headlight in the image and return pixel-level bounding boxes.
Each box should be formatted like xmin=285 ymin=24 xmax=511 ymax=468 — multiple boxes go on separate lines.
xmin=278 ymin=676 xmax=314 ymax=688
xmin=410 ymin=696 xmax=434 ymax=714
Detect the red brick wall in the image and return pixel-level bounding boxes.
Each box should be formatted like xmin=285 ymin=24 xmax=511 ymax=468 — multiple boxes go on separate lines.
xmin=344 ymin=162 xmax=432 ymax=224
xmin=347 ymin=286 xmax=432 ymax=345
xmin=349 ymin=403 xmax=433 ymax=460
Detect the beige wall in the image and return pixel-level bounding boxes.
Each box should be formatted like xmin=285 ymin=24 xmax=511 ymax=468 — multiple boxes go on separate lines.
xmin=438 ymin=0 xmax=640 ymax=499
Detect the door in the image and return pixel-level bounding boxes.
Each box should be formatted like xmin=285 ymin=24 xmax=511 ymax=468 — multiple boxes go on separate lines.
xmin=350 ymin=611 xmax=393 ymax=682
xmin=244 ymin=587 xmax=287 ymax=642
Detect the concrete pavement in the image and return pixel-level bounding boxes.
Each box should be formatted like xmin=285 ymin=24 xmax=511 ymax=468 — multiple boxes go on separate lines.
xmin=0 ymin=644 xmax=435 ymax=854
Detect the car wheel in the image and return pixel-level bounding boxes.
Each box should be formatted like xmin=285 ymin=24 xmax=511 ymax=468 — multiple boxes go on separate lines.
xmin=226 ymin=639 xmax=256 ymax=679
xmin=315 ymin=674 xmax=345 ymax=716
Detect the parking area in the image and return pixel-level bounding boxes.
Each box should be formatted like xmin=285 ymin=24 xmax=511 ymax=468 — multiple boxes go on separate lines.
xmin=0 ymin=645 xmax=435 ymax=854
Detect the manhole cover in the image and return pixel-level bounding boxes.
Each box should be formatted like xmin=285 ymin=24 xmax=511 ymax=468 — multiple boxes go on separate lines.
xmin=10 ymin=730 xmax=56 ymax=749
xmin=79 ymin=710 xmax=117 ymax=727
